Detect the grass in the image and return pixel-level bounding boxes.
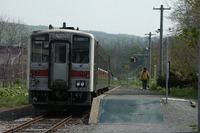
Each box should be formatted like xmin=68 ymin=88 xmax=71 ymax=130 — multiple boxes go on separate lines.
xmin=169 ymin=87 xmax=198 ymax=99
xmin=150 ymin=84 xmax=198 ymax=99
xmin=112 ymin=79 xmax=198 ymax=100
xmin=0 ymin=84 xmax=28 ymax=108
xmin=111 ymin=78 xmax=141 ymax=86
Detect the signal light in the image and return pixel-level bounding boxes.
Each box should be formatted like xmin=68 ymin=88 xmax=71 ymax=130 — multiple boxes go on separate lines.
xmin=131 ymin=56 xmax=138 ymax=62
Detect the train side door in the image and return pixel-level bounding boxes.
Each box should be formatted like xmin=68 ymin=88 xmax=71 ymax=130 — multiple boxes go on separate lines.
xmin=49 ymin=41 xmax=70 ymax=89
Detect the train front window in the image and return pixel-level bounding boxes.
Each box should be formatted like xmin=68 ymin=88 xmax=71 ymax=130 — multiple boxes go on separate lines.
xmin=31 ymin=41 xmax=49 ymax=62
xmin=72 ymin=35 xmax=90 ymax=63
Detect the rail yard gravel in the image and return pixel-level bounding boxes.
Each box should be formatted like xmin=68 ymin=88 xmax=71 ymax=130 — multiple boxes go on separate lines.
xmin=0 ymin=105 xmax=45 ymax=132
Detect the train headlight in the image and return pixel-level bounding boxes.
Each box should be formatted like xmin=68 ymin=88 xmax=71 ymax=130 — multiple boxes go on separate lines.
xmin=76 ymin=81 xmax=81 ymax=87
xmin=76 ymin=80 xmax=85 ymax=87
xmin=81 ymin=81 xmax=85 ymax=87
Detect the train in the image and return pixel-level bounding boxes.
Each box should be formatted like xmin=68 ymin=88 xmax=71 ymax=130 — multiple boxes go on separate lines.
xmin=27 ymin=23 xmax=110 ymax=110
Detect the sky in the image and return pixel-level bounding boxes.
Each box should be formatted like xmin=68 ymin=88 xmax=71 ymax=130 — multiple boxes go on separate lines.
xmin=0 ymin=0 xmax=176 ymax=37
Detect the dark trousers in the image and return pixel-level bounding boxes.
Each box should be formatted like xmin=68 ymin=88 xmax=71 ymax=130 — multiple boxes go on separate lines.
xmin=142 ymin=80 xmax=147 ymax=89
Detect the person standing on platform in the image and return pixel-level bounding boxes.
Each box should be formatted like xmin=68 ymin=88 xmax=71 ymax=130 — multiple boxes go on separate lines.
xmin=140 ymin=67 xmax=149 ymax=89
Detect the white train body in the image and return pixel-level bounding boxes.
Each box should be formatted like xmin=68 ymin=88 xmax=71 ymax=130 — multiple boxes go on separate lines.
xmin=28 ymin=25 xmax=110 ymax=110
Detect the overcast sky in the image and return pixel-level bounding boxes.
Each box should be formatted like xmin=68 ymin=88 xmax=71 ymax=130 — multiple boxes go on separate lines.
xmin=0 ymin=0 xmax=175 ymax=37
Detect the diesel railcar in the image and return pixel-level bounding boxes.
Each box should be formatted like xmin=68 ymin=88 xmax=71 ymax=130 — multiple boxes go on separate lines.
xmin=27 ymin=23 xmax=110 ymax=110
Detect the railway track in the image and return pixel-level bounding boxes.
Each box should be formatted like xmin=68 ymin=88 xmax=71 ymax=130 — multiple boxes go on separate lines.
xmin=1 ymin=106 xmax=91 ymax=133
xmin=2 ymin=114 xmax=72 ymax=133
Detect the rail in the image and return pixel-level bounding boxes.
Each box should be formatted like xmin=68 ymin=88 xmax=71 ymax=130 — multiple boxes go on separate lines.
xmin=42 ymin=115 xmax=72 ymax=133
xmin=3 ymin=115 xmax=44 ymax=133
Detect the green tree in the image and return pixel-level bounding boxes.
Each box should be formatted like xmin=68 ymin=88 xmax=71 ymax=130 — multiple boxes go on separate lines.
xmin=170 ymin=0 xmax=200 ymax=48
xmin=166 ymin=0 xmax=199 ymax=78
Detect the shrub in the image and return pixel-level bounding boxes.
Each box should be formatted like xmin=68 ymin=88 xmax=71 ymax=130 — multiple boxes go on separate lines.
xmin=157 ymin=71 xmax=198 ymax=88
xmin=0 ymin=84 xmax=28 ymax=108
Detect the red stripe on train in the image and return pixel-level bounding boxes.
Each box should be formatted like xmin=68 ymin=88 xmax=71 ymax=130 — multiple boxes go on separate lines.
xmin=30 ymin=70 xmax=90 ymax=78
xmin=30 ymin=70 xmax=48 ymax=76
xmin=71 ymin=70 xmax=90 ymax=78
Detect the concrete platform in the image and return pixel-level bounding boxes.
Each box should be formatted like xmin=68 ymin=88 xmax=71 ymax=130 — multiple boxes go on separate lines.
xmin=99 ymin=99 xmax=163 ymax=123
xmin=89 ymin=86 xmax=164 ymax=124
xmin=87 ymin=86 xmax=197 ymax=132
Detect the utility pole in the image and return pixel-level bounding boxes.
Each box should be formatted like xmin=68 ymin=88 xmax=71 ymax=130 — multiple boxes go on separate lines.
xmin=153 ymin=5 xmax=170 ymax=77
xmin=145 ymin=32 xmax=155 ymax=89
xmin=145 ymin=32 xmax=156 ymax=78
xmin=198 ymin=26 xmax=200 ymax=133
xmin=166 ymin=36 xmax=169 ymax=104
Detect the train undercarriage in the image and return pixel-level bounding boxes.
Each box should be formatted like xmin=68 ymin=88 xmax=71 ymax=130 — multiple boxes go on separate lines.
xmin=29 ymin=87 xmax=109 ymax=110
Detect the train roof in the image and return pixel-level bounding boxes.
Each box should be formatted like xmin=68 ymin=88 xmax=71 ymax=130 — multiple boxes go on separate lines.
xmin=32 ymin=28 xmax=95 ymax=39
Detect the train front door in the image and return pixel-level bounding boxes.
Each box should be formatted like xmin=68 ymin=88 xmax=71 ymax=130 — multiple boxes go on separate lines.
xmin=49 ymin=41 xmax=70 ymax=89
